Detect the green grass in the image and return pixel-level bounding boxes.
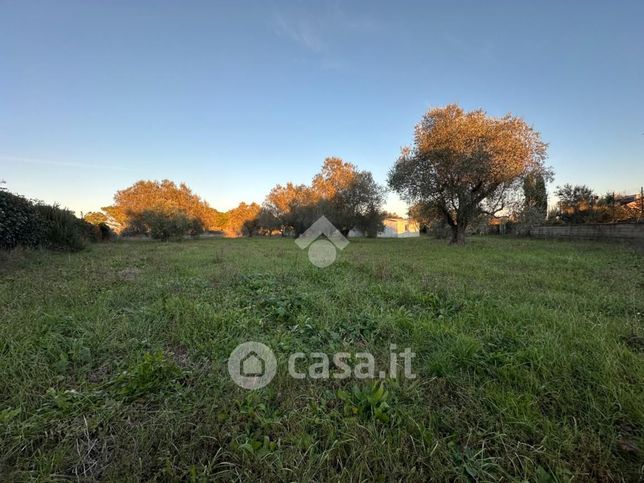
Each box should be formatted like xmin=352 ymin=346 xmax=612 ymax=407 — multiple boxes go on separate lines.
xmin=0 ymin=236 xmax=642 ymax=481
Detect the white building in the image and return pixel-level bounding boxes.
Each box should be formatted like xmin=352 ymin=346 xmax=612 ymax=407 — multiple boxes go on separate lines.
xmin=349 ymin=217 xmax=420 ymax=238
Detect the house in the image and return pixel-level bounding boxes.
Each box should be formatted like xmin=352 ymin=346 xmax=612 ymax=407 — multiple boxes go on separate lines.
xmin=349 ymin=217 xmax=420 ymax=238
xmin=379 ymin=217 xmax=420 ymax=237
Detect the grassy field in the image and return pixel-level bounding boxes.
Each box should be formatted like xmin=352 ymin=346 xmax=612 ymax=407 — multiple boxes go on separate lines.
xmin=0 ymin=236 xmax=642 ymax=481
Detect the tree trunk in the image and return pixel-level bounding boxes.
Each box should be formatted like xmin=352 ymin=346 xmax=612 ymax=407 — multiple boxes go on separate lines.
xmin=450 ymin=224 xmax=466 ymax=245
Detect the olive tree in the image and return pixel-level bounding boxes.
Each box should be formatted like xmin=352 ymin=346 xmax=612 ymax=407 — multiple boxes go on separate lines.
xmin=388 ymin=105 xmax=548 ymax=244
xmin=263 ymin=158 xmax=386 ymax=237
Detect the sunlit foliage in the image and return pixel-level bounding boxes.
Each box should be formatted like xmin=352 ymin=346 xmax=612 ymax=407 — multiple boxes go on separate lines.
xmin=263 ymin=158 xmax=386 ymax=236
xmin=389 ymin=105 xmax=549 ymax=244
xmin=102 ymin=180 xmax=223 ymax=232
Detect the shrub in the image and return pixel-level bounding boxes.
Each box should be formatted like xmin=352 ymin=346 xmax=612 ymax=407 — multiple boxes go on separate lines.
xmin=428 ymin=219 xmax=451 ymax=239
xmin=1 ymin=190 xmax=106 ymax=252
xmin=0 ymin=190 xmax=43 ymax=249
xmin=147 ymin=211 xmax=191 ymax=241
xmin=124 ymin=209 xmax=203 ymax=241
xmin=34 ymin=203 xmax=88 ymax=252
xmin=188 ymin=216 xmax=204 ymax=238
xmin=83 ymin=212 xmax=115 ymax=241
xmin=97 ymin=222 xmax=114 ymax=240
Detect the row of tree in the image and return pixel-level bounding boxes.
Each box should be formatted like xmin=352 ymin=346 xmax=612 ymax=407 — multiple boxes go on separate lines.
xmin=82 ymin=104 xmax=558 ymax=244
xmin=87 ymin=104 xmax=642 ymax=244
xmin=9 ymin=104 xmax=640 ymax=247
xmin=88 ymin=157 xmax=388 ymax=240
xmin=550 ymin=184 xmax=643 ymax=224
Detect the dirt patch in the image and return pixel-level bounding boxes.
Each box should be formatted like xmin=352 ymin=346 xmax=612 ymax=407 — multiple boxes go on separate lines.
xmin=169 ymin=345 xmax=191 ymax=369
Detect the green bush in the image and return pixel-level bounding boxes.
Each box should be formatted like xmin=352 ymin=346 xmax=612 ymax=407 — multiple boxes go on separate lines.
xmin=0 ymin=189 xmax=98 ymax=252
xmin=123 ymin=209 xmax=204 ymax=241
xmin=97 ymin=222 xmax=114 ymax=240
xmin=428 ymin=219 xmax=451 ymax=239
xmin=83 ymin=212 xmax=115 ymax=241
xmin=188 ymin=216 xmax=204 ymax=238
xmin=33 ymin=204 xmax=88 ymax=252
xmin=0 ymin=190 xmax=42 ymax=249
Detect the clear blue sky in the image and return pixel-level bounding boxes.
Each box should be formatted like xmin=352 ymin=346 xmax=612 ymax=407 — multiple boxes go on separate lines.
xmin=2 ymin=0 xmax=643 ymax=216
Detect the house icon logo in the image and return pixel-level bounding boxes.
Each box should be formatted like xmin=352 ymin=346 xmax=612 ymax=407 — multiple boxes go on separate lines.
xmin=241 ymin=351 xmax=265 ymax=377
xmin=228 ymin=341 xmax=276 ymax=390
xmin=295 ymin=215 xmax=349 ymax=268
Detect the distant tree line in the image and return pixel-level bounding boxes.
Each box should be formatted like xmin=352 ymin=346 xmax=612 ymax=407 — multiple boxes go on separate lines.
xmin=2 ymin=104 xmax=557 ymax=246
xmin=5 ymin=103 xmax=641 ymax=249
xmin=86 ymin=157 xmax=387 ymax=241
xmin=548 ymin=184 xmax=643 ymax=224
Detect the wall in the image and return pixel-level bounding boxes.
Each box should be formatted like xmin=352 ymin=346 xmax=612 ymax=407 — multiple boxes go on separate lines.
xmin=380 ymin=218 xmax=420 ymax=238
xmin=523 ymin=223 xmax=644 ymax=242
xmin=348 ymin=219 xmax=421 ymax=238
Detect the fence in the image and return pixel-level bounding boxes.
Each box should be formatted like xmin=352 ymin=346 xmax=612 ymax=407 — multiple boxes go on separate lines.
xmin=528 ymin=223 xmax=644 ymax=242
xmin=483 ymin=223 xmax=644 ymax=242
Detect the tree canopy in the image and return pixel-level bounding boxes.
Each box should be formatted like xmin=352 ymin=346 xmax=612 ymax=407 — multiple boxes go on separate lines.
xmin=262 ymin=158 xmax=386 ymax=236
xmin=102 ymin=180 xmax=223 ymax=232
xmin=388 ymin=104 xmax=548 ymax=244
xmin=520 ymin=172 xmax=548 ymax=224
xmin=407 ymin=202 xmax=440 ymax=231
xmin=83 ymin=211 xmax=109 ymax=226
xmin=553 ymin=184 xmax=596 ymax=223
xmin=224 ymin=202 xmax=262 ymax=237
